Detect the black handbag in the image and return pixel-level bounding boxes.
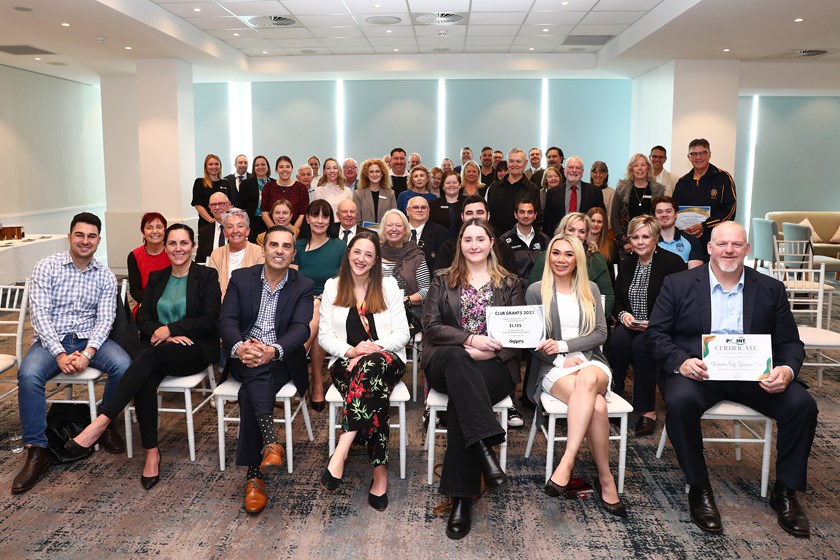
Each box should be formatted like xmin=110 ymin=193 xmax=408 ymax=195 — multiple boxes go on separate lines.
xmin=44 ymin=403 xmax=93 ymax=464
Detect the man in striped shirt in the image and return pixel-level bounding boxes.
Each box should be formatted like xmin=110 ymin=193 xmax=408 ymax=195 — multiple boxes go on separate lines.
xmin=13 ymin=212 xmax=131 ymax=494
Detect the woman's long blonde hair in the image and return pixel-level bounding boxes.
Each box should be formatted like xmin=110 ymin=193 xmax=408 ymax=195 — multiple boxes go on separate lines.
xmin=539 ymin=233 xmax=597 ymax=337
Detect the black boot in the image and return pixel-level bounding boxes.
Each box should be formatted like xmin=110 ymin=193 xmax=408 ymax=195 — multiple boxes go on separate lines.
xmin=446 ymin=498 xmax=472 ymax=540
xmin=469 ymin=440 xmax=508 ymax=490
xmin=769 ymin=481 xmax=810 ymax=538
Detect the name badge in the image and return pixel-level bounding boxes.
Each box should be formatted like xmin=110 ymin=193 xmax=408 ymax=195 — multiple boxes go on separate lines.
xmin=643 ymin=194 xmax=652 ymax=199
xmin=441 ymin=205 xmax=449 ymax=209
xmin=379 ymin=195 xmax=387 ymax=200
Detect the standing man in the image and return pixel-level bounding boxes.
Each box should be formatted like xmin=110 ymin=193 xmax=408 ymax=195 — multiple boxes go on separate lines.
xmin=531 ymin=146 xmax=564 ymax=187
xmin=336 ymin=200 xmax=372 ymax=245
xmin=479 ymin=146 xmax=495 ymax=185
xmin=13 ymin=212 xmax=129 ymax=494
xmin=218 ymin=225 xmax=315 ymax=515
xmin=453 ymin=146 xmax=472 ymax=173
xmin=650 ymin=145 xmax=677 ymax=196
xmin=647 ymin=222 xmax=816 ymax=538
xmin=492 ymin=150 xmax=504 ymax=167
xmin=672 ymin=138 xmax=737 ymax=247
xmin=525 ymin=147 xmax=542 ymax=179
xmin=409 ymin=152 xmax=422 ymax=170
xmin=297 ymin=164 xmax=316 ymax=202
xmin=653 ymin=196 xmax=704 ymax=268
xmin=542 ymin=156 xmax=605 ymax=237
xmin=342 ymin=159 xmax=359 ymax=191
xmin=485 ymin=148 xmax=540 ymax=237
xmin=389 ymin=148 xmax=409 ymax=198
xmin=196 ymin=192 xmax=232 ymax=263
xmin=501 ymin=198 xmax=549 ymax=283
xmin=225 ymin=154 xmax=250 ymax=205
xmin=405 ymin=195 xmax=449 ymax=271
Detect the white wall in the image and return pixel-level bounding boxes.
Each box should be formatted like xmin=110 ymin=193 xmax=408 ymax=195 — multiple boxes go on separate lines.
xmin=630 ymin=61 xmax=675 ymax=163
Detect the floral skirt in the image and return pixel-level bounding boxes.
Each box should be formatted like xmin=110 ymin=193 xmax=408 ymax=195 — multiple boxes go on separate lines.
xmin=331 ymin=351 xmax=405 ymax=466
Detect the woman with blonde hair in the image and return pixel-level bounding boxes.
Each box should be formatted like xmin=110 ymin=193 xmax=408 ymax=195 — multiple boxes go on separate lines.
xmin=256 ymin=199 xmax=298 ymax=246
xmin=191 ymin=154 xmax=232 ymax=228
xmin=611 ymin=154 xmax=665 ymax=255
xmin=313 ymin=157 xmax=352 ymax=218
xmin=396 ymin=164 xmax=436 ymax=214
xmin=525 ymin=233 xmax=624 ymax=517
xmin=422 ymin=218 xmax=524 ymax=539
xmin=460 ymin=160 xmax=485 ymax=198
xmin=379 ymin=209 xmax=430 ymax=332
xmin=353 ymin=158 xmax=396 ymax=225
xmin=586 ymin=207 xmax=619 ymax=278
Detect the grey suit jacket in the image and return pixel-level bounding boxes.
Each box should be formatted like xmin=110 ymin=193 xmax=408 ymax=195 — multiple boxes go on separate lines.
xmin=524 ymin=281 xmax=608 ymax=402
xmin=353 ymin=187 xmax=397 ymax=225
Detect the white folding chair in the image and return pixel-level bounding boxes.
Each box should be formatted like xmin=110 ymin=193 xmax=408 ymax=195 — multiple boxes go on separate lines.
xmin=405 ymin=333 xmax=422 ymax=402
xmin=0 ymin=281 xmax=29 ymax=401
xmin=423 ymin=388 xmax=512 ymax=485
xmin=213 ymin=379 xmax=313 ymax=472
xmin=524 ymin=390 xmax=632 ymax=493
xmin=124 ymin=364 xmax=217 ymax=461
xmin=772 ymin=264 xmax=840 ymax=386
xmin=655 ymin=400 xmax=773 ymax=497
xmin=326 ymin=380 xmax=410 ymax=479
xmin=773 ymin=237 xmax=834 ymax=329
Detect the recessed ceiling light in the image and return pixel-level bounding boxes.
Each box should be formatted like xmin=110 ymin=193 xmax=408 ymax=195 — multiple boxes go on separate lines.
xmin=385 ymin=29 xmax=392 ymax=33
xmin=34 ymin=57 xmax=41 ymax=61
xmin=262 ymin=50 xmax=268 ymax=54
xmin=193 ymin=8 xmax=201 ymax=12
xmin=542 ymin=28 xmax=550 ymax=33
xmin=124 ymin=46 xmax=132 ymax=50
xmin=561 ymin=1 xmax=569 ymax=5
xmin=374 ymin=3 xmax=381 ymax=7
xmin=393 ymin=48 xmax=399 ymax=52
xmin=61 ymin=22 xmax=70 ymax=27
xmin=794 ymin=18 xmax=803 ymax=22
xmin=528 ymin=47 xmax=535 ymax=51
xmin=722 ymin=48 xmax=730 ymax=52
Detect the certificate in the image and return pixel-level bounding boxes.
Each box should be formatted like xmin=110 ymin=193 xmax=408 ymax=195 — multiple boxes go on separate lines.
xmin=486 ymin=305 xmax=545 ymax=348
xmin=676 ymin=206 xmax=710 ymax=230
xmin=701 ymin=334 xmax=773 ymax=381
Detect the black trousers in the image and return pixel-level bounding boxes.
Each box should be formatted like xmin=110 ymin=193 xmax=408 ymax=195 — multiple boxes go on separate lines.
xmin=231 ymin=363 xmax=291 ymax=467
xmin=425 ymin=346 xmax=514 ymax=498
xmin=663 ymin=375 xmax=818 ymax=490
xmin=608 ymin=325 xmax=659 ymax=412
xmin=101 ymin=342 xmax=208 ymax=449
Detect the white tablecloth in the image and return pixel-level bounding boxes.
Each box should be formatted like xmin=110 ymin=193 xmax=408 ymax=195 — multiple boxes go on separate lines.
xmin=0 ymin=235 xmax=67 ymax=285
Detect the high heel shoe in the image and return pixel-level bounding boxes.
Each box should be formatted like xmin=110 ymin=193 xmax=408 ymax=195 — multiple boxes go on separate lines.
xmin=594 ymin=479 xmax=627 ymax=518
xmin=140 ymin=449 xmax=162 ymax=490
xmin=544 ymin=477 xmax=568 ymax=498
xmin=310 ymin=398 xmax=326 ymax=412
xmin=63 ymin=437 xmax=94 ymax=461
xmin=368 ymin=481 xmax=388 ymax=511
xmin=320 ymin=467 xmax=342 ymax=491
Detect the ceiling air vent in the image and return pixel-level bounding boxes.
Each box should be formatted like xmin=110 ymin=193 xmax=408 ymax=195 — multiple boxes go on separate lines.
xmin=248 ymin=15 xmax=297 ymax=28
xmin=773 ymin=48 xmax=835 ymax=59
xmin=0 ymin=45 xmax=55 ymax=55
xmin=366 ymin=16 xmax=402 ymax=25
xmin=415 ymin=13 xmax=465 ymax=25
xmin=562 ymin=35 xmax=613 ymax=46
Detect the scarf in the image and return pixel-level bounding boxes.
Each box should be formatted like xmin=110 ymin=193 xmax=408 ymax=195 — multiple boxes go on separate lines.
xmin=380 ymin=240 xmax=425 ymax=296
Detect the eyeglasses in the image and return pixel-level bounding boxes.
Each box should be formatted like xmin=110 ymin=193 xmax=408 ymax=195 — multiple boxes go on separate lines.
xmin=688 ymin=151 xmax=710 ymax=158
xmin=649 ymin=154 xmax=666 ymax=159
xmin=408 ymin=205 xmax=429 ymax=211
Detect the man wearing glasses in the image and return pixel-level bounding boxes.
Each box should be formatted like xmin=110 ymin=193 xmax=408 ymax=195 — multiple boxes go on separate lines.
xmin=650 ymin=145 xmax=677 ymax=196
xmin=673 ymin=138 xmax=737 ymax=248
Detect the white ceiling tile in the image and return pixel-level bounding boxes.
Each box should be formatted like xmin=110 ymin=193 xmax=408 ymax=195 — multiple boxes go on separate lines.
xmin=512 ymin=35 xmax=562 ymax=46
xmin=463 ymin=45 xmax=509 ymax=53
xmin=413 ymin=25 xmax=466 ymax=37
xmin=342 ymin=0 xmax=406 ymax=14
xmin=366 ymin=37 xmax=417 ymax=46
xmin=225 ymin=38 xmax=277 ymax=49
xmin=470 ymin=0 xmax=535 ymax=12
xmin=255 ymin=27 xmax=314 ymax=38
xmin=318 ymin=36 xmax=370 ymax=46
xmin=184 ymin=16 xmax=243 ymax=29
xmin=510 ymin=44 xmax=553 ymax=53
xmin=279 ymin=0 xmax=350 ymax=15
xmin=373 ymin=46 xmax=419 ymax=54
xmin=243 ymin=48 xmax=289 ymax=55
xmin=532 ymin=0 xmax=598 ymax=10
xmin=520 ymin=24 xmax=575 ymax=36
xmin=408 ymin=0 xmax=470 ymax=12
xmin=286 ymin=47 xmax=333 ymax=55
xmin=467 ymin=25 xmax=522 ymax=37
xmin=361 ymin=25 xmax=415 ymax=37
xmin=307 ymin=26 xmax=365 ymax=38
xmin=207 ymin=27 xmax=262 ymax=39
xmin=159 ymin=2 xmax=230 ymax=17
xmin=416 ymin=35 xmax=465 ymax=46
xmin=579 ymin=11 xmax=644 ymax=25
xmin=465 ymin=36 xmax=512 ymax=46
xmin=294 ymin=14 xmax=358 ymax=26
xmin=417 ymin=45 xmax=460 ymax=53
xmin=570 ymin=23 xmax=628 ymax=35
xmin=524 ymin=11 xmax=587 ymax=25
xmin=592 ymin=0 xmax=661 ymax=11
xmin=327 ymin=46 xmax=377 ymax=54
xmin=468 ymin=12 xmax=526 ymax=25
xmin=218 ymin=1 xmax=290 ymax=17
xmin=553 ymin=44 xmax=600 ymax=53
xmin=272 ymin=38 xmax=324 ymax=47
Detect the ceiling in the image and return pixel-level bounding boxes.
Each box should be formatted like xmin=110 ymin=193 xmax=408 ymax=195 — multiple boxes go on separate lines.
xmin=0 ymin=0 xmax=838 ymax=85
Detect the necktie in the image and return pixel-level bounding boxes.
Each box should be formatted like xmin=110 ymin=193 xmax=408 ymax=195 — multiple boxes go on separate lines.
xmin=342 ymin=229 xmax=351 ymax=244
xmin=217 ymin=224 xmax=225 ymax=247
xmin=237 ymin=175 xmax=245 ymax=188
xmin=569 ymin=185 xmax=577 ymax=213
xmin=411 ymin=229 xmax=417 ymax=242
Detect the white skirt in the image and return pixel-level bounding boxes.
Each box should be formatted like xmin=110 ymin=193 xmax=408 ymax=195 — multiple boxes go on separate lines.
xmin=541 ymin=352 xmax=613 ymax=397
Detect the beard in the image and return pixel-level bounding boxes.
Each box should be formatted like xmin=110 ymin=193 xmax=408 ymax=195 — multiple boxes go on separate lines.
xmin=714 ymin=257 xmax=741 ymax=273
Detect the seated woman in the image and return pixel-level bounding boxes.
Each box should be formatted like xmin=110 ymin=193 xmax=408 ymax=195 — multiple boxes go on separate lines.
xmin=294 ymin=199 xmax=347 ymax=411
xmin=609 ymin=215 xmax=685 ymax=436
xmin=127 ymin=212 xmax=170 ymax=316
xmin=353 ymin=158 xmax=396 ymax=226
xmin=587 ymin=207 xmax=619 ymax=282
xmin=317 ymin=232 xmax=410 ymax=511
xmin=379 ymin=209 xmax=430 ymax=333
xmin=256 ymin=199 xmax=298 ymax=246
xmin=525 ymin=233 xmax=625 ymax=518
xmin=422 ymin=218 xmax=524 ymax=540
xmin=208 ymin=208 xmax=264 ymax=299
xmin=66 ymin=224 xmax=221 ymax=489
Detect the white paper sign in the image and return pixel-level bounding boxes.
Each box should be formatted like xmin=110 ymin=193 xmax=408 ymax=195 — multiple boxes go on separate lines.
xmin=702 ymin=334 xmax=773 ymax=381
xmin=486 ymin=305 xmax=546 ymax=348
xmin=676 ymin=206 xmax=710 ymax=230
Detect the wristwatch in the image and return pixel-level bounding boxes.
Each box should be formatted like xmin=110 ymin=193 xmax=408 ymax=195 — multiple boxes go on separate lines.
xmin=273 ymin=346 xmax=280 ymax=361
xmin=81 ymin=350 xmax=93 ymax=362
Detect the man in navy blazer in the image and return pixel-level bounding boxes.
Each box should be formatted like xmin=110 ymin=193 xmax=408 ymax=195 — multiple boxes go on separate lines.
xmin=647 ymin=222 xmax=817 ymax=538
xmin=218 ymin=225 xmax=314 ymax=514
xmin=542 ymin=156 xmax=605 ymax=237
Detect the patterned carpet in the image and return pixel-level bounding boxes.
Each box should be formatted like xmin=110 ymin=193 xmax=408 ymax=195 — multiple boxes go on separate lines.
xmin=0 ymin=284 xmax=838 ymax=559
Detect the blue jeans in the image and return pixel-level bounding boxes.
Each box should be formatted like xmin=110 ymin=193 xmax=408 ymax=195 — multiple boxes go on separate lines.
xmin=17 ymin=335 xmax=131 ymax=448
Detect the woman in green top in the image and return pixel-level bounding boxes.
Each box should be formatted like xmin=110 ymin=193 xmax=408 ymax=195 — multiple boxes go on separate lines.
xmin=66 ymin=224 xmax=222 ymax=489
xmin=293 ymin=199 xmax=347 ymax=410
xmin=529 ymin=212 xmax=615 ymax=318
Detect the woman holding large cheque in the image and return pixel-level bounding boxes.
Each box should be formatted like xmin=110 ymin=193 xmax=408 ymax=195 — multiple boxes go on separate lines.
xmin=525 ymin=233 xmax=626 ymax=518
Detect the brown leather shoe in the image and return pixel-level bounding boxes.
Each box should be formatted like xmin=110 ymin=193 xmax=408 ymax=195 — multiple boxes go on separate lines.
xmin=244 ymin=478 xmax=267 ymax=514
xmin=98 ymin=423 xmax=125 ymax=454
xmin=259 ymin=443 xmax=285 ymax=475
xmin=12 ymin=446 xmax=50 ymax=494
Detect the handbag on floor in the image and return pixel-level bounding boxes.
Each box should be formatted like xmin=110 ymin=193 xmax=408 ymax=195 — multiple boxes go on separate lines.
xmin=45 ymin=403 xmax=93 ymax=464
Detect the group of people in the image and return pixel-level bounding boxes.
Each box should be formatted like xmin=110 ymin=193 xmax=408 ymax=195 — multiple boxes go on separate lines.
xmin=11 ymin=137 xmax=816 ymax=543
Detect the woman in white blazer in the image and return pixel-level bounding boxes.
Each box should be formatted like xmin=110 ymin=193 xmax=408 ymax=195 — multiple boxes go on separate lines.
xmin=317 ymin=230 xmax=410 ymax=511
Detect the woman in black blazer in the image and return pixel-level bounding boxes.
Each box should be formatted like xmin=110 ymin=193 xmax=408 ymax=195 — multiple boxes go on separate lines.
xmin=421 ymin=218 xmax=524 ymax=540
xmin=239 ymin=155 xmax=273 ymax=242
xmin=66 ymin=224 xmax=222 ymax=489
xmin=609 ymin=215 xmax=685 ymax=436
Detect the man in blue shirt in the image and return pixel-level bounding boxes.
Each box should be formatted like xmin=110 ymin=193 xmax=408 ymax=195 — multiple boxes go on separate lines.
xmin=647 ymin=222 xmax=816 ymax=538
xmin=653 ymin=196 xmax=704 ymax=267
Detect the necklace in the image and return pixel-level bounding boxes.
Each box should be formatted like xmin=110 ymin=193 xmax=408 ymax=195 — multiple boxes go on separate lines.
xmin=632 ymin=185 xmax=647 ymax=207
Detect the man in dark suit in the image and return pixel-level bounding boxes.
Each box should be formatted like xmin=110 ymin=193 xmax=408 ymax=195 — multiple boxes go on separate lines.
xmin=224 ymin=154 xmax=251 ymax=206
xmin=218 ymin=225 xmax=314 ymax=515
xmin=196 ymin=192 xmax=232 ymax=264
xmin=405 ymin=195 xmax=449 ymax=271
xmin=647 ymin=222 xmax=817 ymax=538
xmin=542 ymin=155 xmax=604 ymax=236
xmin=336 ymin=200 xmax=373 ymax=245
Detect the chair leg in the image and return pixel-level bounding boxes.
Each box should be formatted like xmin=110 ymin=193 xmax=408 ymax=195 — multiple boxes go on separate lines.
xmin=328 ymin=402 xmax=337 ymax=457
xmin=498 ymin=407 xmax=508 ymax=472
xmin=733 ymin=422 xmax=742 ymax=461
xmin=184 ymin=389 xmax=196 ymax=462
xmin=760 ymin=420 xmax=773 ymax=498
xmin=655 ymin=425 xmax=668 ymax=458
xmin=545 ymin=414 xmax=556 ymax=483
xmin=124 ymin=405 xmax=134 ymax=459
xmin=524 ymin=402 xmax=541 ymax=458
xmin=217 ymin=396 xmax=226 ymax=471
xmin=86 ymin=381 xmax=100 ymax=451
xmin=300 ymin=398 xmax=314 ymax=442
xmin=617 ymin=413 xmax=628 ymax=494
xmin=283 ymin=398 xmax=294 ymax=473
xmin=398 ymin=401 xmax=406 ymax=480
xmin=426 ymin=407 xmax=438 ymax=486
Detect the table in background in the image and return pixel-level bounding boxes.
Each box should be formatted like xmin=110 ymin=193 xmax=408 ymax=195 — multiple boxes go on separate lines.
xmin=0 ymin=235 xmax=66 ymax=285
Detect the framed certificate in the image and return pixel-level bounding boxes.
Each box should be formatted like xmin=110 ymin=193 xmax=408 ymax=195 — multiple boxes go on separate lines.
xmin=701 ymin=334 xmax=773 ymax=381
xmin=676 ymin=206 xmax=710 ymax=230
xmin=486 ymin=305 xmax=546 ymax=348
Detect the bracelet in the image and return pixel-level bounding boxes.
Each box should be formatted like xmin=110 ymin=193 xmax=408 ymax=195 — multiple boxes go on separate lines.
xmin=81 ymin=350 xmax=93 ymax=362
